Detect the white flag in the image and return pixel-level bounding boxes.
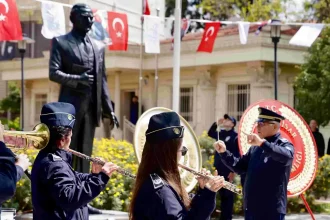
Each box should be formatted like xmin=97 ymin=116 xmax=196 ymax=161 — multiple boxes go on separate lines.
xmin=289 ymin=24 xmax=324 ymax=47
xmin=41 ymin=2 xmax=66 ymax=39
xmin=238 ymin=22 xmax=250 ymax=44
xmin=144 ymin=16 xmax=161 ymax=54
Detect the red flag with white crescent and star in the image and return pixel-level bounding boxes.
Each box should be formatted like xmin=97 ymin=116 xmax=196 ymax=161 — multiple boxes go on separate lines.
xmin=197 ymin=22 xmax=220 ymax=53
xmin=143 ymin=0 xmax=150 ymax=15
xmin=107 ymin=11 xmax=128 ymax=51
xmin=0 ymin=0 xmax=22 ymax=41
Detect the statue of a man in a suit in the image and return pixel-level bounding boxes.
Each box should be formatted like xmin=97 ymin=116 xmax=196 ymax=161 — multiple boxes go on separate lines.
xmin=49 ymin=3 xmax=119 ymax=173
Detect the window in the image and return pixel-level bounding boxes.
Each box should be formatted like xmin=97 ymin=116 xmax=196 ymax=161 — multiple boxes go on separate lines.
xmin=180 ymin=87 xmax=194 ymax=122
xmin=227 ymin=84 xmax=250 ymax=121
xmin=34 ymin=94 xmax=47 ymax=122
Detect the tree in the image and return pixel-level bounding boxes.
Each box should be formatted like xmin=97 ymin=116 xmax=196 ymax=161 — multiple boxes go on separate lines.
xmin=0 ymin=82 xmax=20 ymax=117
xmin=303 ymin=0 xmax=330 ymax=23
xmin=165 ymin=0 xmax=295 ymax=33
xmin=294 ymin=27 xmax=330 ymax=126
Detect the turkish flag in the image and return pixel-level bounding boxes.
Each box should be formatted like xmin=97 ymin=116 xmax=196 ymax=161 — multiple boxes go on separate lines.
xmin=0 ymin=0 xmax=22 ymax=41
xmin=107 ymin=11 xmax=128 ymax=51
xmin=197 ymin=22 xmax=220 ymax=53
xmin=144 ymin=0 xmax=150 ymax=15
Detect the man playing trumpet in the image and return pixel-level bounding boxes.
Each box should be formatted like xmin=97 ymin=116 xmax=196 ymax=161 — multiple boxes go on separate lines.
xmin=31 ymin=102 xmax=118 ymax=220
xmin=213 ymin=107 xmax=294 ymax=220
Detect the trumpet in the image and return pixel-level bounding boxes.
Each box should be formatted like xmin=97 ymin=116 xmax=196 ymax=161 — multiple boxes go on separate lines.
xmin=2 ymin=123 xmax=50 ymax=180
xmin=68 ymin=149 xmax=242 ymax=195
xmin=4 ymin=123 xmax=50 ymax=151
xmin=178 ymin=163 xmax=243 ymax=195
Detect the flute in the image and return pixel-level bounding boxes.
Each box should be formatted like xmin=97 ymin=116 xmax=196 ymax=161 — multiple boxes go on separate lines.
xmin=178 ymin=163 xmax=243 ymax=195
xmin=68 ymin=149 xmax=242 ymax=195
xmin=67 ymin=149 xmax=137 ymax=179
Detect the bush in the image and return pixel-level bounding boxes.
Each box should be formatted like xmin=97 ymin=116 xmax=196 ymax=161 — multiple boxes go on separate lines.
xmin=3 ymin=138 xmax=137 ymax=213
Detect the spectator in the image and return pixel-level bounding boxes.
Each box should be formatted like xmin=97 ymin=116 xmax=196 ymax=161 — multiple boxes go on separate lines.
xmin=309 ymin=119 xmax=325 ymax=157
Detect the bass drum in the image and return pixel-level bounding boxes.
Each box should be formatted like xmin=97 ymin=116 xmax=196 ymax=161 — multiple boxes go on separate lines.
xmin=1 ymin=208 xmax=16 ymax=220
xmin=133 ymin=107 xmax=202 ymax=193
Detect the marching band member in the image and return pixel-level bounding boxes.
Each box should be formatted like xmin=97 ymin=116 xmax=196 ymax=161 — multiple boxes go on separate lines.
xmin=0 ymin=121 xmax=31 ymax=204
xmin=130 ymin=111 xmax=225 ymax=220
xmin=214 ymin=107 xmax=294 ymax=220
xmin=31 ymin=102 xmax=118 ymax=220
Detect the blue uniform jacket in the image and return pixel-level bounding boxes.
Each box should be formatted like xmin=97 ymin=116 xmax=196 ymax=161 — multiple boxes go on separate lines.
xmin=0 ymin=141 xmax=24 ymax=204
xmin=31 ymin=147 xmax=110 ymax=220
xmin=133 ymin=173 xmax=216 ymax=220
xmin=207 ymin=123 xmax=239 ymax=179
xmin=219 ymin=133 xmax=294 ymax=216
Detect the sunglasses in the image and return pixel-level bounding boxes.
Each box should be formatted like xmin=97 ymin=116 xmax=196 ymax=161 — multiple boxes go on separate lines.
xmin=257 ymin=122 xmax=276 ymax=127
xmin=179 ymin=146 xmax=188 ymax=156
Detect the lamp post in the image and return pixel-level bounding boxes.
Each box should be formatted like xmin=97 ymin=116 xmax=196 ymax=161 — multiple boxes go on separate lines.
xmin=10 ymin=34 xmax=35 ymax=130
xmin=270 ymin=19 xmax=281 ymax=100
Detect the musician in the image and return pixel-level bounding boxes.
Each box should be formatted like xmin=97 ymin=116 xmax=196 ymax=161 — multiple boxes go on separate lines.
xmin=49 ymin=3 xmax=119 ymax=174
xmin=208 ymin=114 xmax=240 ymax=220
xmin=130 ymin=111 xmax=225 ymax=220
xmin=214 ymin=107 xmax=294 ymax=220
xmin=31 ymin=102 xmax=118 ymax=220
xmin=0 ymin=121 xmax=31 ymax=204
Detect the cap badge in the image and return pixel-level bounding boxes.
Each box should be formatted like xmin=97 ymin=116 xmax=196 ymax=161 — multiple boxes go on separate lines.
xmin=173 ymin=127 xmax=180 ymax=135
xmin=68 ymin=114 xmax=73 ymax=120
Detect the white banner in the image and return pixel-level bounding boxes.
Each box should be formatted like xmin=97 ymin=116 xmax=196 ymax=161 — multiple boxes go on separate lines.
xmin=144 ymin=16 xmax=161 ymax=54
xmin=289 ymin=24 xmax=324 ymax=47
xmin=41 ymin=2 xmax=66 ymax=39
xmin=238 ymin=22 xmax=250 ymax=44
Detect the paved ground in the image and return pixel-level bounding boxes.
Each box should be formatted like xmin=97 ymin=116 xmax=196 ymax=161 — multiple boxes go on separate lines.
xmin=230 ymin=214 xmax=330 ymax=220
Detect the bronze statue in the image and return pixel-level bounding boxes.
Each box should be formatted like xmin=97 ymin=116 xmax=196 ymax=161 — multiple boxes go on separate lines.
xmin=49 ymin=3 xmax=119 ymax=174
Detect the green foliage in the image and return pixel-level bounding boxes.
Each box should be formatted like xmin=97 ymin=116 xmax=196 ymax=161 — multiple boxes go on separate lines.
xmin=165 ymin=0 xmax=188 ymax=18
xmin=294 ymin=27 xmax=330 ymax=126
xmin=240 ymin=0 xmax=283 ymax=21
xmin=89 ymin=138 xmax=137 ymax=211
xmin=309 ymin=155 xmax=330 ymax=199
xmin=0 ymin=117 xmax=21 ymax=130
xmin=303 ymin=0 xmax=330 ymax=23
xmin=0 ymin=82 xmax=20 ymax=115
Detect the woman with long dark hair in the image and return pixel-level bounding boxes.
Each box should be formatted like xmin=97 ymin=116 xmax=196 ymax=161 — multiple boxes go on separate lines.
xmin=130 ymin=111 xmax=225 ymax=219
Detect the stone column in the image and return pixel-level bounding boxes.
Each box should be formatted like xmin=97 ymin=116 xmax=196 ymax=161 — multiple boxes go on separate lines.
xmin=195 ymin=68 xmax=216 ymax=135
xmin=114 ymin=71 xmax=121 ymax=123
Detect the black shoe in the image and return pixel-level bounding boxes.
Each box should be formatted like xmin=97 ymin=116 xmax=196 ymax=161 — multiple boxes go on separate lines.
xmin=87 ymin=204 xmax=103 ymax=214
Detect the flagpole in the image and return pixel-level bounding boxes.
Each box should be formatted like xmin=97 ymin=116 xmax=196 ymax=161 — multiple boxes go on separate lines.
xmin=139 ymin=0 xmax=144 ymax=117
xmin=172 ymin=0 xmax=181 ymax=112
xmin=154 ymin=8 xmax=160 ymax=107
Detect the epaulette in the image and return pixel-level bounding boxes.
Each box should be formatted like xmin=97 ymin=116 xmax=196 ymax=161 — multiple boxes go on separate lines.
xmin=48 ymin=153 xmax=63 ymax=162
xmin=150 ymin=173 xmax=164 ymax=190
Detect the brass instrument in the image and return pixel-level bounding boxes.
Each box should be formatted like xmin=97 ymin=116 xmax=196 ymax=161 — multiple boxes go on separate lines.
xmin=67 ymin=149 xmax=136 ymax=179
xmin=4 ymin=123 xmax=50 ymax=152
xmin=133 ymin=107 xmax=242 ymax=195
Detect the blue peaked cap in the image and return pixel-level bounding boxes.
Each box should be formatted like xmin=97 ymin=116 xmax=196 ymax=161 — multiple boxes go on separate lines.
xmin=146 ymin=112 xmax=184 ymax=143
xmin=256 ymin=107 xmax=285 ymax=123
xmin=40 ymin=102 xmax=76 ymax=129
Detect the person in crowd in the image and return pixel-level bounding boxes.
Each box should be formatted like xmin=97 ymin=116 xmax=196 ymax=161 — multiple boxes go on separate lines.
xmin=309 ymin=119 xmax=325 ymax=157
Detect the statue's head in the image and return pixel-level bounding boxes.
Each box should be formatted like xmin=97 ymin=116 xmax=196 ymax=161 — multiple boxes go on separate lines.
xmin=70 ymin=3 xmax=94 ymax=34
